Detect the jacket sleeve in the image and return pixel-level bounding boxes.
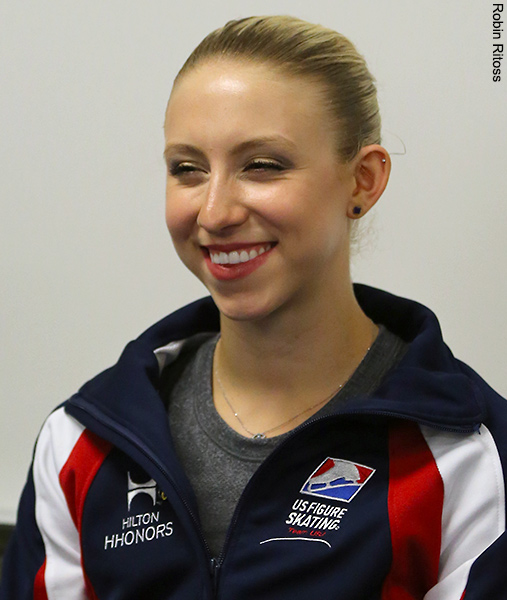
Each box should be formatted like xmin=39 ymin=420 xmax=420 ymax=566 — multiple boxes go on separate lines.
xmin=421 ymin=424 xmax=506 ymax=600
xmin=459 ymin=531 xmax=507 ymax=599
xmin=0 ymin=465 xmax=47 ymax=599
xmin=0 ymin=408 xmax=89 ymax=599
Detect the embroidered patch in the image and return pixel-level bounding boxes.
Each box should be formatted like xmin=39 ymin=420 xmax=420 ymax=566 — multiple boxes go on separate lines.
xmin=301 ymin=457 xmax=375 ymax=502
xmin=102 ymin=473 xmax=173 ymax=551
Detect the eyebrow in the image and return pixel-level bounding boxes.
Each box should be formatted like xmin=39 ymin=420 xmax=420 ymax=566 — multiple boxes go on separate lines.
xmin=163 ymin=144 xmax=205 ymax=165
xmin=163 ymin=135 xmax=297 ymax=165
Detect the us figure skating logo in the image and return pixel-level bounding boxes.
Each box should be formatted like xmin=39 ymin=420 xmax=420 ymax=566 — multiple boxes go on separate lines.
xmin=301 ymin=457 xmax=375 ymax=503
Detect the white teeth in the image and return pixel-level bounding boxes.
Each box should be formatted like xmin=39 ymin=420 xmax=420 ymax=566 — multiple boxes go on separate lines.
xmin=210 ymin=244 xmax=272 ymax=265
xmin=229 ymin=251 xmax=240 ymax=264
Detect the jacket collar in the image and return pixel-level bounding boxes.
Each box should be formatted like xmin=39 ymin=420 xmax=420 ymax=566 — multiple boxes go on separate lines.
xmin=69 ymin=285 xmax=485 ymax=442
xmin=353 ymin=285 xmax=485 ymax=430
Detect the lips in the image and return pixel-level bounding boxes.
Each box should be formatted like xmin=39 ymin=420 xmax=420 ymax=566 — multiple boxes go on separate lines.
xmin=202 ymin=242 xmax=276 ymax=281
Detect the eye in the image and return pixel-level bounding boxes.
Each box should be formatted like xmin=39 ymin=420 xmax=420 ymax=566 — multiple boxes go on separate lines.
xmin=245 ymin=159 xmax=286 ymax=173
xmin=167 ymin=160 xmax=207 ymax=186
xmin=168 ymin=161 xmax=199 ymax=176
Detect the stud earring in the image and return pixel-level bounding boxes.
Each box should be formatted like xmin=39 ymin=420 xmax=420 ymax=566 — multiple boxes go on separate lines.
xmin=352 ymin=206 xmax=362 ymax=216
xmin=381 ymin=158 xmax=386 ymax=163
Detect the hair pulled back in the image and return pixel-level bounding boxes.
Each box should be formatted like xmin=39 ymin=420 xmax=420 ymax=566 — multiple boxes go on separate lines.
xmin=175 ymin=15 xmax=381 ymax=162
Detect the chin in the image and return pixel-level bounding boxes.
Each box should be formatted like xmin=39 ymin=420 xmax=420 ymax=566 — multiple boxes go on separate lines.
xmin=210 ymin=289 xmax=281 ymax=323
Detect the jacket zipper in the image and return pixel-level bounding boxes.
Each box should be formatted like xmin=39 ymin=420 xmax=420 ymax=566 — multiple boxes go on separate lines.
xmin=210 ymin=557 xmax=220 ymax=597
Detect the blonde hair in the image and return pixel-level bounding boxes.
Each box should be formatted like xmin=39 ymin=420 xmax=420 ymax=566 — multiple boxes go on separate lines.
xmin=175 ymin=15 xmax=381 ymax=162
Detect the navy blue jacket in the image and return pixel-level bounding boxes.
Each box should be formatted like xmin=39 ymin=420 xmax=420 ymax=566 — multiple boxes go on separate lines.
xmin=2 ymin=285 xmax=507 ymax=599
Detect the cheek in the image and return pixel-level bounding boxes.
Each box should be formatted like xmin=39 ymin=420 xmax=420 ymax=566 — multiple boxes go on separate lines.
xmin=165 ymin=191 xmax=196 ymax=246
xmin=165 ymin=197 xmax=201 ymax=276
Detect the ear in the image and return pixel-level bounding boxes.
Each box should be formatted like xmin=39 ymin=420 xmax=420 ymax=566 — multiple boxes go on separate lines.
xmin=346 ymin=145 xmax=391 ymax=219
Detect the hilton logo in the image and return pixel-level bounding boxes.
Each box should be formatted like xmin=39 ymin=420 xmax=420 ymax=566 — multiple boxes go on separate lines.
xmin=127 ymin=472 xmax=158 ymax=511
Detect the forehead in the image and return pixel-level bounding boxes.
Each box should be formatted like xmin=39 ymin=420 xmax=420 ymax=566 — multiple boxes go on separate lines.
xmin=164 ymin=59 xmax=335 ymax=152
xmin=168 ymin=57 xmax=326 ymax=108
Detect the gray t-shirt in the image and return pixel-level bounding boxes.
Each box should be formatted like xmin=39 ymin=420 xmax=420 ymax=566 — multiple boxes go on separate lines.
xmin=163 ymin=326 xmax=407 ymax=558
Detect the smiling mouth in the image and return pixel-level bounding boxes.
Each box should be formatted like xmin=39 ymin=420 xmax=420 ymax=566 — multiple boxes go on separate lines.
xmin=205 ymin=243 xmax=276 ymax=265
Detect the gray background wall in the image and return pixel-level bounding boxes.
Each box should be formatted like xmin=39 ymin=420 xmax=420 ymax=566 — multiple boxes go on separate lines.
xmin=1 ymin=0 xmax=506 ymax=523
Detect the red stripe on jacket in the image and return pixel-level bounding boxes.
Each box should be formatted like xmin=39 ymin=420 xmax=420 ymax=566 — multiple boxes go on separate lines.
xmin=59 ymin=429 xmax=112 ymax=600
xmin=33 ymin=559 xmax=48 ymax=600
xmin=381 ymin=421 xmax=444 ymax=600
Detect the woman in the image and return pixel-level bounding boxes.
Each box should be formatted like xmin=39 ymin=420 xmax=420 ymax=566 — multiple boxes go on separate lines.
xmin=2 ymin=15 xmax=507 ymax=600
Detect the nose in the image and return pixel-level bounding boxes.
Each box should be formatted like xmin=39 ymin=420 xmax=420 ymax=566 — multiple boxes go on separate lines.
xmin=197 ymin=174 xmax=248 ymax=234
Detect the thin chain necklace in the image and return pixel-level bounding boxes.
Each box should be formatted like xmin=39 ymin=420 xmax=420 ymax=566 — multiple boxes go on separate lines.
xmin=214 ymin=338 xmax=373 ymax=440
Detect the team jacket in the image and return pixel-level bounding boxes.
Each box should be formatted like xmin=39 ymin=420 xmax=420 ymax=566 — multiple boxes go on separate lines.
xmin=2 ymin=285 xmax=507 ymax=599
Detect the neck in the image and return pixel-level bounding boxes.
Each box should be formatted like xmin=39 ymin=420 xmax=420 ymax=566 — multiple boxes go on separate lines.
xmin=213 ymin=280 xmax=377 ymax=437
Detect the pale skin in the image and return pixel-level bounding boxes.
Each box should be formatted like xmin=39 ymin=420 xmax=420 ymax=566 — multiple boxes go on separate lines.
xmin=164 ymin=58 xmax=391 ymax=437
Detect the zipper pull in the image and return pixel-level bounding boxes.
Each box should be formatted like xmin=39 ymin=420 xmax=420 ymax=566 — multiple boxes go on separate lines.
xmin=210 ymin=557 xmax=220 ymax=595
